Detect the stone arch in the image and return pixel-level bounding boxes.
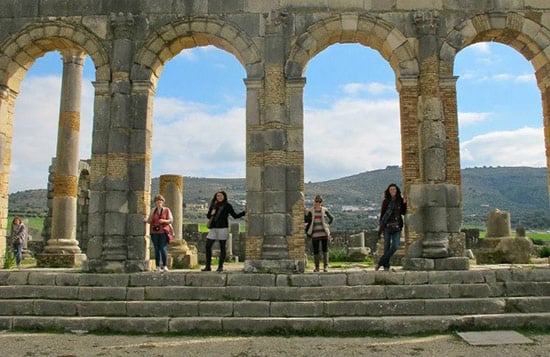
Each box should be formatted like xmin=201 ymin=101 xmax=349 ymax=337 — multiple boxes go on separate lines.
xmin=285 ymin=13 xmax=420 ymax=192
xmin=441 ymin=11 xmax=550 ymax=199
xmin=0 ymin=19 xmax=110 ymax=92
xmin=0 ymin=20 xmax=109 ymax=262
xmin=286 ymin=13 xmax=418 ymax=79
xmin=133 ymin=16 xmax=262 ymax=86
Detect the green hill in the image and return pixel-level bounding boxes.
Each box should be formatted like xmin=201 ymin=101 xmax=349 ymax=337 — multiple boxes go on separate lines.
xmin=8 ymin=166 xmax=550 ymax=230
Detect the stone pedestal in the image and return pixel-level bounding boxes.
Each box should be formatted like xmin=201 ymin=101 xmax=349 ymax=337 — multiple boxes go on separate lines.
xmin=36 ymin=252 xmax=86 ymax=268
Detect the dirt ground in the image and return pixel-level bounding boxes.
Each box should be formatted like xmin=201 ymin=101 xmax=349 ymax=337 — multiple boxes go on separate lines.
xmin=0 ymin=331 xmax=549 ymax=357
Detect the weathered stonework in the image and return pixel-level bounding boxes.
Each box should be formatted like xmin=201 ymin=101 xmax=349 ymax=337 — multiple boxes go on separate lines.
xmin=0 ymin=1 xmax=549 ymax=272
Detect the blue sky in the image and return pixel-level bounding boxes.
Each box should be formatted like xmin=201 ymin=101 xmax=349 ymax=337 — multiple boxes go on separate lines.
xmin=10 ymin=42 xmax=545 ymax=192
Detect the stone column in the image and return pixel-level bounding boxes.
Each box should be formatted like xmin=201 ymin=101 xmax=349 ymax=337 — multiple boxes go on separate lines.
xmin=440 ymin=75 xmax=461 ymax=188
xmin=539 ymin=78 xmax=550 ymax=203
xmin=160 ymin=174 xmax=197 ymax=268
xmin=244 ymin=11 xmax=305 ymax=273
xmin=0 ymin=85 xmax=16 ymax=259
xmin=402 ymin=11 xmax=468 ymax=271
xmin=39 ymin=49 xmax=86 ymax=267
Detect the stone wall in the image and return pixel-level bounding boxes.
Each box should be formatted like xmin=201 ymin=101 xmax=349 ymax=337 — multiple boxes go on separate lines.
xmin=0 ymin=1 xmax=548 ymax=272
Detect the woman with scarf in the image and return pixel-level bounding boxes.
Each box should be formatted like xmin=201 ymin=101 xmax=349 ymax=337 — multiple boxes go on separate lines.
xmin=10 ymin=216 xmax=27 ymax=269
xmin=376 ymin=183 xmax=407 ymax=271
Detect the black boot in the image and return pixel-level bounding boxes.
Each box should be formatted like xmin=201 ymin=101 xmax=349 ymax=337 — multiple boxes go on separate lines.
xmin=313 ymin=254 xmax=320 ymax=272
xmin=323 ymin=252 xmax=329 ymax=272
xmin=217 ymin=240 xmax=226 ymax=272
xmin=202 ymin=240 xmax=213 ymax=271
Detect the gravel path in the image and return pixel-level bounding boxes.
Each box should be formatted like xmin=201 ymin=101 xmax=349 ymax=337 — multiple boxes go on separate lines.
xmin=1 ymin=331 xmax=549 ymax=357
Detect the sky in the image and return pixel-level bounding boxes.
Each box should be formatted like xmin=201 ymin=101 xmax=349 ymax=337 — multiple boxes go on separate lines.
xmin=10 ymin=41 xmax=545 ymax=193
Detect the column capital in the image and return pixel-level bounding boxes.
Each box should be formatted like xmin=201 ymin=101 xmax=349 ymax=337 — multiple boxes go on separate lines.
xmin=243 ymin=77 xmax=263 ymax=89
xmin=286 ymin=77 xmax=306 ymax=89
xmin=397 ymin=75 xmax=419 ymax=91
xmin=61 ymin=49 xmax=86 ymax=66
xmin=131 ymin=80 xmax=155 ymax=95
xmin=92 ymin=80 xmax=110 ymax=96
xmin=439 ymin=76 xmax=459 ymax=88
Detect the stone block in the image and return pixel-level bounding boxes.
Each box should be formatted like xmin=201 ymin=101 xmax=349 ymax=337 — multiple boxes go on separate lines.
xmin=264 ymin=214 xmax=287 ymax=236
xmin=271 ymin=301 xmax=324 ymax=317
xmin=423 ymin=206 xmax=448 ymax=232
xmin=198 ymin=301 xmax=233 ymax=317
xmin=402 ymin=257 xmax=435 ymax=270
xmin=227 ymin=273 xmax=275 ymax=286
xmin=450 ymin=283 xmax=491 ymax=298
xmin=245 ymin=259 xmax=305 ymax=274
xmin=169 ymin=317 xmax=222 ymax=332
xmin=34 ymin=300 xmax=77 ymax=316
xmin=264 ymin=166 xmax=287 ymax=191
xmin=233 ymin=301 xmax=270 ymax=317
xmin=217 ymin=285 xmax=257 ymax=301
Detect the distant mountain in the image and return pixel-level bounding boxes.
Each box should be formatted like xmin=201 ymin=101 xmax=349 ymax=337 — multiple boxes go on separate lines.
xmin=8 ymin=166 xmax=550 ymax=230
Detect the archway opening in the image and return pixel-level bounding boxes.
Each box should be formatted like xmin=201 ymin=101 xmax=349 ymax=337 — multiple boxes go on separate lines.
xmin=11 ymin=50 xmax=94 ymax=260
xmin=455 ymin=42 xmax=549 ymax=230
xmin=303 ymin=43 xmax=400 ymax=232
xmin=152 ymin=45 xmax=247 ymax=227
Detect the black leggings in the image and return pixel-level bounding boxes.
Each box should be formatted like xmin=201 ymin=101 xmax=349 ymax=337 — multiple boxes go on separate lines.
xmin=205 ymin=239 xmax=227 ymax=267
xmin=312 ymin=238 xmax=328 ymax=254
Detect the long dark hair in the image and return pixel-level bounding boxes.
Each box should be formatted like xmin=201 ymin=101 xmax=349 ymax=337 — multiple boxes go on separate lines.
xmin=210 ymin=190 xmax=228 ymax=209
xmin=383 ymin=183 xmax=402 ymax=201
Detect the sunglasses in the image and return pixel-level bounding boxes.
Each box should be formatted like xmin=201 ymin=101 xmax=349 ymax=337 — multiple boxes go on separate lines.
xmin=315 ymin=200 xmax=322 ymax=202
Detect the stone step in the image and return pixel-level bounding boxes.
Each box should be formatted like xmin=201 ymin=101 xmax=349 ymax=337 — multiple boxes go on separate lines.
xmin=2 ymin=313 xmax=550 ymax=335
xmin=1 ymin=297 xmax=549 ymax=317
xmin=0 ymin=267 xmax=549 ymax=335
xmin=1 ymin=282 xmax=550 ymax=300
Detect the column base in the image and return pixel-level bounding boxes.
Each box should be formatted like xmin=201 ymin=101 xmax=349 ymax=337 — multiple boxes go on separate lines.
xmin=36 ymin=253 xmax=86 ymax=268
xmin=244 ymin=259 xmax=305 ymax=273
xmin=402 ymin=257 xmax=470 ymax=270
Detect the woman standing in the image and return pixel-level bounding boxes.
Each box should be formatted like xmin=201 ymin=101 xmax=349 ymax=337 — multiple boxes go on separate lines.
xmin=376 ymin=183 xmax=407 ymax=271
xmin=202 ymin=190 xmax=246 ymax=272
xmin=144 ymin=194 xmax=173 ymax=272
xmin=10 ymin=216 xmax=27 ymax=270
xmin=305 ymin=195 xmax=334 ymax=272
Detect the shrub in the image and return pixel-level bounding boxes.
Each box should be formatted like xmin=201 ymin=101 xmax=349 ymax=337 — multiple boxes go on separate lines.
xmin=539 ymin=246 xmax=550 ymax=258
xmin=3 ymin=245 xmax=15 ymax=269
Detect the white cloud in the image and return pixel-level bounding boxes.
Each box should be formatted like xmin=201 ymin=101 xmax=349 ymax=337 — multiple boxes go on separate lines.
xmin=151 ymin=100 xmax=246 ymax=178
xmin=470 ymin=42 xmax=491 ymax=54
xmin=342 ymin=82 xmax=395 ymax=96
xmin=515 ymin=74 xmax=536 ymax=83
xmin=458 ymin=112 xmax=492 ymax=126
xmin=460 ymin=127 xmax=545 ymax=167
xmin=304 ymin=98 xmax=401 ymax=182
xmin=11 ymin=75 xmax=93 ymax=192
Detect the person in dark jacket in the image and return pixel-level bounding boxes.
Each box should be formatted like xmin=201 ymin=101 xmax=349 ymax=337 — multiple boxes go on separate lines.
xmin=10 ymin=216 xmax=27 ymax=270
xmin=376 ymin=183 xmax=407 ymax=271
xmin=202 ymin=190 xmax=246 ymax=272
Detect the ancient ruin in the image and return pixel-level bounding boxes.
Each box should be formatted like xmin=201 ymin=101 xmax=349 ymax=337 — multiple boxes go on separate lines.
xmin=0 ymin=1 xmax=549 ymax=273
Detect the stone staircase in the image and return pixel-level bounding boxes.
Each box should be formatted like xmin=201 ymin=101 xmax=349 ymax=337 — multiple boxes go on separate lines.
xmin=0 ymin=266 xmax=549 ymax=335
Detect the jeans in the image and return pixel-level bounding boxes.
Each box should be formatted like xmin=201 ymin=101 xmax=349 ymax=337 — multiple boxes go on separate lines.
xmin=377 ymin=230 xmax=401 ymax=269
xmin=13 ymin=243 xmax=23 ymax=266
xmin=150 ymin=233 xmax=168 ymax=268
